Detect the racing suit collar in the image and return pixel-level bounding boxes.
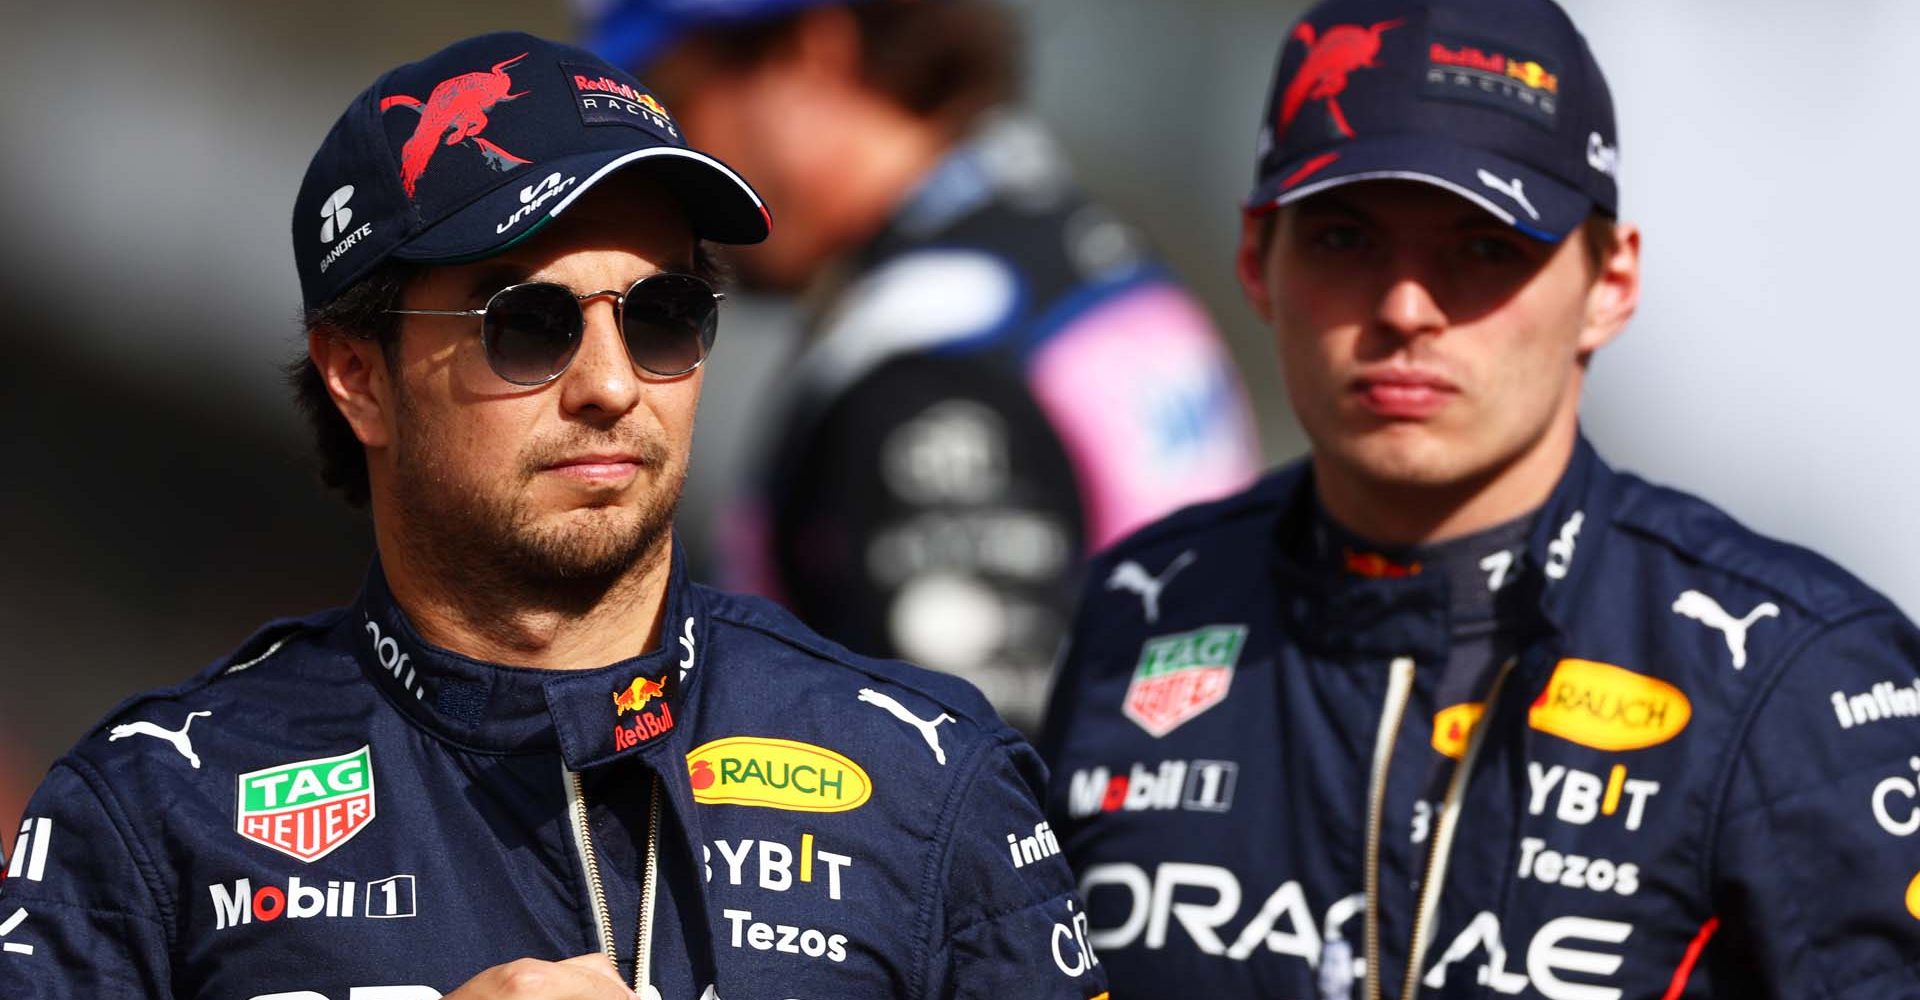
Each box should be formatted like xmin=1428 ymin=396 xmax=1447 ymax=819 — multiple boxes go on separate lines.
xmin=350 ymin=542 xmax=709 ymax=767
xmin=1270 ymin=432 xmax=1612 ymax=659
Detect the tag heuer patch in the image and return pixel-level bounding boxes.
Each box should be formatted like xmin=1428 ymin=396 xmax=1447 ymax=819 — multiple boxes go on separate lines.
xmin=1123 ymin=625 xmax=1247 ymax=737
xmin=236 ymin=746 xmax=376 ymax=862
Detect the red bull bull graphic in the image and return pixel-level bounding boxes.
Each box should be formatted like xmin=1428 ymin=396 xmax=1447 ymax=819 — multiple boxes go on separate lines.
xmin=612 ymin=673 xmax=675 ymax=750
xmin=380 ymin=53 xmax=532 ymax=198
xmin=613 ymin=675 xmax=666 ymax=715
xmin=1343 ymin=548 xmax=1423 ymax=580
xmin=1278 ymin=19 xmax=1403 ymax=140
xmin=235 ymin=746 xmax=376 ymax=863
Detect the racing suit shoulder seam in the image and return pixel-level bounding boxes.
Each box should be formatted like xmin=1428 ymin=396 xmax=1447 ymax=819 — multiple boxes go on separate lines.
xmin=1701 ymin=606 xmax=1906 ymax=892
xmin=53 ymin=755 xmax=180 ymax=953
xmin=910 ymin=731 xmax=1009 ymax=1000
xmin=83 ymin=613 xmax=340 ymax=740
xmin=1609 ymin=494 xmax=1893 ymax=626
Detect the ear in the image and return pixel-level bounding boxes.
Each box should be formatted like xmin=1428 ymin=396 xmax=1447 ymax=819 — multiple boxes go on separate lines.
xmin=308 ymin=327 xmax=395 ymax=451
xmin=1236 ymin=210 xmax=1279 ymax=326
xmin=1578 ymin=220 xmax=1641 ymax=355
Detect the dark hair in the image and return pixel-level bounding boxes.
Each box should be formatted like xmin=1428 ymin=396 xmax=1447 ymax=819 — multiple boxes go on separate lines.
xmin=1579 ymin=213 xmax=1618 ymax=274
xmin=289 ymin=261 xmax=414 ymax=509
xmin=667 ymin=1 xmax=1021 ymax=133
xmin=289 ymin=243 xmax=727 ymax=508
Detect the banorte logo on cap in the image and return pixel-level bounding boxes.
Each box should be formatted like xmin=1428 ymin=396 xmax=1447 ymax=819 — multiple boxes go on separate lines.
xmin=379 ymin=53 xmax=533 ymax=198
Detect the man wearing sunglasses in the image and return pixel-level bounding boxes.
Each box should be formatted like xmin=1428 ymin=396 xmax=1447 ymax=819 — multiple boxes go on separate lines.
xmin=0 ymin=32 xmax=1105 ymax=1000
xmin=1040 ymin=0 xmax=1920 ymax=997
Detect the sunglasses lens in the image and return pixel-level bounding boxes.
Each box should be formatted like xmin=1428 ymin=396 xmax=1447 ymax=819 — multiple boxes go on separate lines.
xmin=623 ymin=274 xmax=719 ymax=376
xmin=483 ymin=283 xmax=582 ymax=385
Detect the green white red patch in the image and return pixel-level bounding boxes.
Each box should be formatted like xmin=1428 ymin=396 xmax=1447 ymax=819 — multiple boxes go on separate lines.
xmin=235 ymin=746 xmax=376 ymax=863
xmin=1123 ymin=625 xmax=1247 ymax=737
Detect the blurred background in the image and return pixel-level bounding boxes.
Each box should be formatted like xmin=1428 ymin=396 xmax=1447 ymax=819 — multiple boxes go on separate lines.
xmin=4 ymin=0 xmax=1918 ymax=844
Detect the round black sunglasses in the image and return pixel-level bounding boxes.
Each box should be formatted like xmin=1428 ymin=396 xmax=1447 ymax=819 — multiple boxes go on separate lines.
xmin=389 ymin=272 xmax=722 ymax=386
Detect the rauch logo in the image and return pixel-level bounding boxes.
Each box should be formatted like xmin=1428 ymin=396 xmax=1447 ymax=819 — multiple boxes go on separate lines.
xmin=687 ymin=737 xmax=872 ymax=813
xmin=1529 ymin=658 xmax=1691 ymax=752
xmin=235 ymin=746 xmax=376 ymax=862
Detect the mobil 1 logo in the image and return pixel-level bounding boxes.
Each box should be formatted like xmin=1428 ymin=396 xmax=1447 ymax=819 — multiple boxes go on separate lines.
xmin=1066 ymin=758 xmax=1238 ymax=818
xmin=210 ymin=873 xmax=417 ymax=930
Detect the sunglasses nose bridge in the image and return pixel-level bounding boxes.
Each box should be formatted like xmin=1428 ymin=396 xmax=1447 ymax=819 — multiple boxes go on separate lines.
xmin=575 ymin=288 xmax=626 ymax=323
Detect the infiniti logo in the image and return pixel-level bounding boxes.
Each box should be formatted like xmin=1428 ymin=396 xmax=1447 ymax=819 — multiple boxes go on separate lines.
xmin=497 ymin=172 xmax=577 ymax=234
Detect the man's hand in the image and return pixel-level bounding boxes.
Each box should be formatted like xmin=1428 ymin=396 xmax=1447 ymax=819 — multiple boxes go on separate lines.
xmin=443 ymin=954 xmax=635 ymax=999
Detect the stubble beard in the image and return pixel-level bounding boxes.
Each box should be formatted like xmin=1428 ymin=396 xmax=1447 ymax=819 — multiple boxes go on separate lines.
xmin=390 ymin=410 xmax=684 ymax=617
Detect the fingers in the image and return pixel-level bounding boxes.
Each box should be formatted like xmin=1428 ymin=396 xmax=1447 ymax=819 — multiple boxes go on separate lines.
xmin=558 ymin=952 xmax=628 ymax=984
xmin=444 ymin=955 xmax=636 ymax=1000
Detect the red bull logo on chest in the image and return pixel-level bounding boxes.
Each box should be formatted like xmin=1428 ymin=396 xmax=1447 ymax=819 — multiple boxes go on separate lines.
xmin=613 ymin=673 xmax=675 ymax=750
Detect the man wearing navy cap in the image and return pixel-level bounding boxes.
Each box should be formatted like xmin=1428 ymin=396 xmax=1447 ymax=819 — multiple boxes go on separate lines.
xmin=579 ymin=0 xmax=1263 ymax=736
xmin=0 ymin=32 xmax=1105 ymax=1000
xmin=1041 ymin=0 xmax=1920 ymax=997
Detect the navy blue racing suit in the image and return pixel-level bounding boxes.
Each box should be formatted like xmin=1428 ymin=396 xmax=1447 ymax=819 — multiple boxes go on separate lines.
xmin=1041 ymin=435 xmax=1920 ymax=998
xmin=1 ymin=550 xmax=1107 ymax=1000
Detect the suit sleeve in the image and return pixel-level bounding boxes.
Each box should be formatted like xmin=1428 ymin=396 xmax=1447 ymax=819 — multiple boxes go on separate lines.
xmin=1710 ymin=610 xmax=1920 ymax=997
xmin=0 ymin=760 xmax=174 ymax=999
xmin=925 ymin=736 xmax=1109 ymax=1000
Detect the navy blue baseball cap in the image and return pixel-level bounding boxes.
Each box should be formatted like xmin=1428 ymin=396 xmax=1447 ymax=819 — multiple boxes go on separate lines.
xmin=293 ymin=31 xmax=770 ymax=312
xmin=579 ymin=0 xmax=855 ymax=72
xmin=1247 ymin=0 xmax=1618 ymax=242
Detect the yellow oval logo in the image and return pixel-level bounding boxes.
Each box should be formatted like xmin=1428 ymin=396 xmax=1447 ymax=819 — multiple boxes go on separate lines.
xmin=1431 ymin=703 xmax=1486 ymax=760
xmin=687 ymin=736 xmax=872 ymax=813
xmin=1529 ymin=659 xmax=1692 ymax=751
xmin=1907 ymin=871 xmax=1920 ymax=921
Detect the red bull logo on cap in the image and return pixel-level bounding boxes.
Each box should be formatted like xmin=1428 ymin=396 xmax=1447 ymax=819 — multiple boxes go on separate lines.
xmin=1426 ymin=35 xmax=1561 ymax=125
xmin=1429 ymin=44 xmax=1558 ymax=94
xmin=1277 ymin=18 xmax=1403 ymax=141
xmin=379 ymin=53 xmax=533 ymax=199
xmin=564 ymin=61 xmax=678 ymax=136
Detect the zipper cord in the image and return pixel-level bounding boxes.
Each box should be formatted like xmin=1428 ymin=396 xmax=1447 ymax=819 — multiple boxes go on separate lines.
xmin=567 ymin=769 xmax=618 ymax=969
xmin=635 ymin=772 xmax=663 ymax=993
xmin=1399 ymin=658 xmax=1517 ymax=1000
xmin=1363 ymin=657 xmax=1417 ymax=1000
xmin=568 ymin=767 xmax=665 ymax=993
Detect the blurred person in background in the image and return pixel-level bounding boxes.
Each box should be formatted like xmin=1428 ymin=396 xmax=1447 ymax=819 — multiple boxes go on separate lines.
xmin=0 ymin=32 xmax=1104 ymax=1000
xmin=1041 ymin=0 xmax=1920 ymax=997
xmin=581 ymin=0 xmax=1263 ymax=732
